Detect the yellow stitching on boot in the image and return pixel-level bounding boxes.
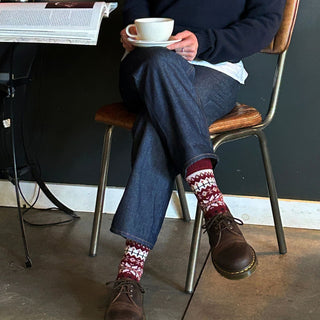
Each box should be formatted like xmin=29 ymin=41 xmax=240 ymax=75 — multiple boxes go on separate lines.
xmin=214 ymin=247 xmax=257 ymax=276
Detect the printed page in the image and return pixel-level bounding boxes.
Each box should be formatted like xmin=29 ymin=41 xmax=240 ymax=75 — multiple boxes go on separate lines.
xmin=0 ymin=2 xmax=118 ymax=45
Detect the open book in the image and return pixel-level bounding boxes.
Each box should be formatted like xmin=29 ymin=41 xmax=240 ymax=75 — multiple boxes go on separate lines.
xmin=0 ymin=2 xmax=118 ymax=45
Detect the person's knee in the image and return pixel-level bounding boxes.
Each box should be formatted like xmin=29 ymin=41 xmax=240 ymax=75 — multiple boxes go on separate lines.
xmin=143 ymin=47 xmax=174 ymax=62
xmin=127 ymin=47 xmax=178 ymax=71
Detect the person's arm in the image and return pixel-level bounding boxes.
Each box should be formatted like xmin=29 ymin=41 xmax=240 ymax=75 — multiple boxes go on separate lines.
xmin=122 ymin=0 xmax=151 ymax=26
xmin=193 ymin=0 xmax=286 ymax=63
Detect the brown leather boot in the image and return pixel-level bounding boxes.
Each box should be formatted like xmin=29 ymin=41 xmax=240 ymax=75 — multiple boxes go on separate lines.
xmin=105 ymin=278 xmax=146 ymax=320
xmin=203 ymin=210 xmax=257 ymax=280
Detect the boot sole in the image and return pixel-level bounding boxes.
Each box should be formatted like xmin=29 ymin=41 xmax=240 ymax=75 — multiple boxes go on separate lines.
xmin=212 ymin=246 xmax=258 ymax=280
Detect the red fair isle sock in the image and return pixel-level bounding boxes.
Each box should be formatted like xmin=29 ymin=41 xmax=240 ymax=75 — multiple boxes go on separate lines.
xmin=186 ymin=159 xmax=228 ymax=220
xmin=117 ymin=239 xmax=150 ymax=282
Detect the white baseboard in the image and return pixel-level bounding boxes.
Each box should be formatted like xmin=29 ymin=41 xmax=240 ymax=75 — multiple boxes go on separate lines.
xmin=1 ymin=179 xmax=319 ymax=230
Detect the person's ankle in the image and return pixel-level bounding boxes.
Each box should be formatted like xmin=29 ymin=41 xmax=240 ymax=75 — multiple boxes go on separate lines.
xmin=203 ymin=206 xmax=228 ymax=221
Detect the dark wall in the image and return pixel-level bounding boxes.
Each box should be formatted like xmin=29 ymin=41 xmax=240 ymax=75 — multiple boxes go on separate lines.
xmin=215 ymin=0 xmax=320 ymax=201
xmin=8 ymin=1 xmax=320 ymax=201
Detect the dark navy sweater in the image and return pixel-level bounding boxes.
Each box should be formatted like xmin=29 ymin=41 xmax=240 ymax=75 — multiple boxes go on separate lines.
xmin=122 ymin=0 xmax=286 ymax=63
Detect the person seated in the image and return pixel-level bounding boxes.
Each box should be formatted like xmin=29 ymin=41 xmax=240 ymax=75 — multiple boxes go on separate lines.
xmin=104 ymin=1 xmax=286 ymax=319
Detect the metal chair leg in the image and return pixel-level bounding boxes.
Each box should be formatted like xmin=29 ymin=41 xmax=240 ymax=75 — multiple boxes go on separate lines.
xmin=185 ymin=203 xmax=204 ymax=293
xmin=89 ymin=125 xmax=114 ymax=257
xmin=257 ymin=130 xmax=287 ymax=254
xmin=175 ymin=174 xmax=191 ymax=222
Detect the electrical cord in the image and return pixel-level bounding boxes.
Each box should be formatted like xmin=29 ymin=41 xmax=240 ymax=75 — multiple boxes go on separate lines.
xmin=8 ymin=44 xmax=79 ymax=227
xmin=22 ymin=208 xmax=76 ymax=227
xmin=6 ymin=44 xmax=78 ymax=231
xmin=17 ymin=179 xmax=79 ymax=227
xmin=8 ymin=43 xmax=32 ymax=267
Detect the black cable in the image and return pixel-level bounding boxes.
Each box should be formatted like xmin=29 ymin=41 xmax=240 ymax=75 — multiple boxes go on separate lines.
xmin=8 ymin=43 xmax=32 ymax=268
xmin=10 ymin=44 xmax=79 ymax=226
xmin=0 ymin=78 xmax=12 ymax=166
xmin=16 ymin=179 xmax=78 ymax=227
xmin=19 ymin=45 xmax=40 ymax=175
xmin=22 ymin=206 xmax=77 ymax=227
xmin=23 ymin=215 xmax=75 ymax=227
xmin=17 ymin=180 xmax=40 ymax=208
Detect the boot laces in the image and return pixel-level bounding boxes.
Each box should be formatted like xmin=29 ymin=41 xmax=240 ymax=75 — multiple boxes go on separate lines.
xmin=106 ymin=279 xmax=145 ymax=297
xmin=202 ymin=212 xmax=243 ymax=235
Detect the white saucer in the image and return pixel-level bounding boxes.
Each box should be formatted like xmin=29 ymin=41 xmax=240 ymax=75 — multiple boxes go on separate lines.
xmin=128 ymin=38 xmax=181 ymax=47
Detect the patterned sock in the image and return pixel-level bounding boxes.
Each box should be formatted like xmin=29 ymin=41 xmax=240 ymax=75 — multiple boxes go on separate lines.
xmin=186 ymin=158 xmax=228 ymax=220
xmin=117 ymin=239 xmax=150 ymax=282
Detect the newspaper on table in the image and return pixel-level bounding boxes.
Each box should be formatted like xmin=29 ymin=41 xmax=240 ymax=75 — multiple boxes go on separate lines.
xmin=0 ymin=2 xmax=118 ymax=45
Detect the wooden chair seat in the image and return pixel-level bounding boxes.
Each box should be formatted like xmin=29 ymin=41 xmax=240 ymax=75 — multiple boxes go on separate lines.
xmin=209 ymin=103 xmax=262 ymax=134
xmin=95 ymin=102 xmax=136 ymax=130
xmin=95 ymin=102 xmax=262 ymax=134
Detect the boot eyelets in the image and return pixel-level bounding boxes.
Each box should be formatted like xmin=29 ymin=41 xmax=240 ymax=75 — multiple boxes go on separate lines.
xmin=107 ymin=279 xmax=145 ymax=318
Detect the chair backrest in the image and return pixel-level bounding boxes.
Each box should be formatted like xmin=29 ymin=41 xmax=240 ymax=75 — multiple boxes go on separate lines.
xmin=255 ymin=0 xmax=300 ymax=129
xmin=262 ymin=0 xmax=300 ymax=54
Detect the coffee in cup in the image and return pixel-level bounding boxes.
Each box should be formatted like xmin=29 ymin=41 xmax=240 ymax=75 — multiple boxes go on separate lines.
xmin=125 ymin=17 xmax=174 ymax=42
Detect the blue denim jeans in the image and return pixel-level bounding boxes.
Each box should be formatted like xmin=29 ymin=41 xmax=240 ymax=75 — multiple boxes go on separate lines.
xmin=110 ymin=47 xmax=240 ymax=248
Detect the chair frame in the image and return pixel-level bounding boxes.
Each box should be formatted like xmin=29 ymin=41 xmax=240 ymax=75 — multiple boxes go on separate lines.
xmin=185 ymin=0 xmax=300 ymax=292
xmin=89 ymin=125 xmax=190 ymax=256
xmin=185 ymin=50 xmax=288 ymax=293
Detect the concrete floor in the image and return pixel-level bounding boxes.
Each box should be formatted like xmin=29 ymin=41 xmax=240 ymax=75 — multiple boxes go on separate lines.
xmin=185 ymin=225 xmax=320 ymax=320
xmin=0 ymin=206 xmax=319 ymax=320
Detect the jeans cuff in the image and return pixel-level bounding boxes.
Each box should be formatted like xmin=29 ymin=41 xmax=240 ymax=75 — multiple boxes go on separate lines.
xmin=110 ymin=227 xmax=155 ymax=249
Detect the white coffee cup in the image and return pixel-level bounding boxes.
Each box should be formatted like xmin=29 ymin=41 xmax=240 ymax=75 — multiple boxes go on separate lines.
xmin=125 ymin=17 xmax=174 ymax=42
